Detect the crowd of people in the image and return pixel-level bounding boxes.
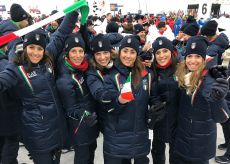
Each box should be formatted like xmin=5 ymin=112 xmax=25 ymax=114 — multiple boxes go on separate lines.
xmin=0 ymin=2 xmax=230 ymax=164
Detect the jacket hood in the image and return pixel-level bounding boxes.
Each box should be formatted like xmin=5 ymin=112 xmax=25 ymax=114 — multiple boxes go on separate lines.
xmin=105 ymin=33 xmax=123 ymax=47
xmin=0 ymin=20 xmax=19 ymax=35
xmin=212 ymin=33 xmax=229 ymax=49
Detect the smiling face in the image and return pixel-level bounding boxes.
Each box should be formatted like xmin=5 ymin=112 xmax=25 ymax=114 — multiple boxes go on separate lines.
xmin=185 ymin=54 xmax=204 ymax=71
xmin=138 ymin=31 xmax=146 ymax=40
xmin=68 ymin=47 xmax=85 ymax=66
xmin=26 ymin=44 xmax=44 ymax=64
xmin=120 ymin=47 xmax=137 ymax=67
xmin=94 ymin=51 xmax=111 ymax=67
xmin=155 ymin=48 xmax=172 ymax=66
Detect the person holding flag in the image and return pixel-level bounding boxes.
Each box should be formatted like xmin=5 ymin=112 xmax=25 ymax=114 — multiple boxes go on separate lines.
xmin=0 ymin=3 xmax=29 ymax=60
xmin=56 ymin=32 xmax=99 ymax=164
xmin=102 ymin=35 xmax=153 ymax=164
xmin=0 ymin=9 xmax=80 ymax=164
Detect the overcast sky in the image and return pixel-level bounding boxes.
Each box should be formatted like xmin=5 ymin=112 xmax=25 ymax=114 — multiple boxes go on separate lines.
xmin=0 ymin=0 xmax=192 ymax=14
xmin=0 ymin=0 xmax=229 ymax=16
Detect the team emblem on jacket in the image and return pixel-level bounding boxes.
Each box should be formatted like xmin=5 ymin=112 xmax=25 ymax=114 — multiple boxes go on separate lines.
xmin=79 ymin=77 xmax=84 ymax=85
xmin=142 ymin=79 xmax=148 ymax=91
xmin=191 ymin=42 xmax=196 ymax=49
xmin=27 ymin=71 xmax=37 ymax=78
xmin=47 ymin=66 xmax=53 ymax=74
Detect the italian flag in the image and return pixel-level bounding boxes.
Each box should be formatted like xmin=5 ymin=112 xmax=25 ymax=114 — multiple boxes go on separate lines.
xmin=0 ymin=0 xmax=89 ymax=47
xmin=120 ymin=72 xmax=135 ymax=101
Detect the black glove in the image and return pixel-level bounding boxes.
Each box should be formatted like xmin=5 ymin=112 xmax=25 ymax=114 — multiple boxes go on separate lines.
xmin=139 ymin=50 xmax=153 ymax=61
xmin=83 ymin=111 xmax=97 ymax=127
xmin=209 ymin=65 xmax=228 ymax=79
xmin=147 ymin=102 xmax=166 ymax=129
xmin=210 ymin=78 xmax=229 ymax=101
xmin=159 ymin=91 xmax=170 ymax=102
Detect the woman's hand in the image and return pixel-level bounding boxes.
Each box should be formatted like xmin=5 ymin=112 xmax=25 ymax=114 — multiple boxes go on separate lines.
xmin=209 ymin=65 xmax=228 ymax=79
xmin=210 ymin=78 xmax=229 ymax=101
xmin=142 ymin=60 xmax=152 ymax=68
xmin=118 ymin=95 xmax=131 ymax=104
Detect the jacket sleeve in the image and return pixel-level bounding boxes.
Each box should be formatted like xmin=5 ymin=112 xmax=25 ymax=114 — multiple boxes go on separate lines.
xmin=79 ymin=24 xmax=91 ymax=54
xmin=202 ymin=75 xmax=229 ymax=123
xmin=46 ymin=11 xmax=79 ymax=61
xmin=149 ymin=80 xmax=162 ymax=106
xmin=56 ymin=77 xmax=84 ymax=117
xmin=0 ymin=64 xmax=18 ymax=92
xmin=86 ymin=71 xmax=108 ymax=103
xmin=102 ymin=74 xmax=127 ymax=113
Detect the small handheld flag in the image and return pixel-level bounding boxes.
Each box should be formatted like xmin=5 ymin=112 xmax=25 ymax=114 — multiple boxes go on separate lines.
xmin=74 ymin=110 xmax=87 ymax=134
xmin=0 ymin=0 xmax=89 ymax=47
xmin=120 ymin=72 xmax=135 ymax=101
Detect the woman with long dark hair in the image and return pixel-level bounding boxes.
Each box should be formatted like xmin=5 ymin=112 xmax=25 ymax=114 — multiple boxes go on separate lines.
xmin=0 ymin=11 xmax=79 ymax=164
xmin=150 ymin=37 xmax=179 ymax=164
xmin=102 ymin=35 xmax=153 ymax=164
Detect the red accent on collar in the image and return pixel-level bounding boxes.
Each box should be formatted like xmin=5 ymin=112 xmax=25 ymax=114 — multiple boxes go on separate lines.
xmin=141 ymin=69 xmax=148 ymax=77
xmin=209 ymin=35 xmax=219 ymax=42
xmin=201 ymin=69 xmax=208 ymax=77
xmin=156 ymin=59 xmax=173 ymax=69
xmin=66 ymin=58 xmax=88 ymax=72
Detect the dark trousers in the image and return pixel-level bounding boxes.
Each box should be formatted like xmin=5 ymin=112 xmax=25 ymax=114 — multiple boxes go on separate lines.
xmin=0 ymin=135 xmax=19 ymax=164
xmin=0 ymin=136 xmax=3 ymax=162
xmin=31 ymin=150 xmax=61 ymax=164
xmin=221 ymin=119 xmax=230 ymax=145
xmin=223 ymin=119 xmax=230 ymax=157
xmin=151 ymin=137 xmax=174 ymax=164
xmin=173 ymin=154 xmax=209 ymax=164
xmin=104 ymin=154 xmax=149 ymax=164
xmin=73 ymin=140 xmax=97 ymax=164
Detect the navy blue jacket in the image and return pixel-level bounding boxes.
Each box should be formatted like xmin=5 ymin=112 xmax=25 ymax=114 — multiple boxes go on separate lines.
xmin=86 ymin=67 xmax=113 ymax=133
xmin=174 ymin=71 xmax=229 ymax=161
xmin=207 ymin=33 xmax=229 ymax=65
xmin=0 ymin=53 xmax=22 ymax=136
xmin=0 ymin=20 xmax=23 ymax=60
xmin=56 ymin=59 xmax=99 ymax=146
xmin=0 ymin=19 xmax=19 ymax=35
xmin=0 ymin=62 xmax=65 ymax=153
xmin=102 ymin=60 xmax=152 ymax=158
xmin=152 ymin=65 xmax=179 ymax=142
xmin=0 ymin=11 xmax=79 ymax=153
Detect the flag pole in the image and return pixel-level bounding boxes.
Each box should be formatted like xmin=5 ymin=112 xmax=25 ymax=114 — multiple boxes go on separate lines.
xmin=0 ymin=0 xmax=89 ymax=47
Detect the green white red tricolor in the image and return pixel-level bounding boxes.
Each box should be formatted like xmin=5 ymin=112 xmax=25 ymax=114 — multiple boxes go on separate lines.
xmin=120 ymin=72 xmax=135 ymax=101
xmin=0 ymin=0 xmax=89 ymax=47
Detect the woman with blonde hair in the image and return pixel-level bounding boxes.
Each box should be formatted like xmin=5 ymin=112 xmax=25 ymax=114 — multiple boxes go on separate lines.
xmin=173 ymin=36 xmax=229 ymax=164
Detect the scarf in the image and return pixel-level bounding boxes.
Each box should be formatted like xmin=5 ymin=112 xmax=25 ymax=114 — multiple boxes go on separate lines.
xmin=65 ymin=58 xmax=88 ymax=72
xmin=156 ymin=59 xmax=172 ymax=69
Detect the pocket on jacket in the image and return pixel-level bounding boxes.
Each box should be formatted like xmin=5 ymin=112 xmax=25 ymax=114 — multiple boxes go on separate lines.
xmin=39 ymin=103 xmax=58 ymax=121
xmin=105 ymin=114 xmax=117 ymax=133
xmin=22 ymin=108 xmax=44 ymax=123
